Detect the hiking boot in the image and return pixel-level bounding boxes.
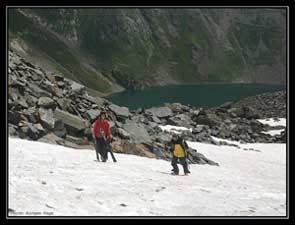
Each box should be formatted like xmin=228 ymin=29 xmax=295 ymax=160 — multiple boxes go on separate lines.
xmin=171 ymin=172 xmax=179 ymax=175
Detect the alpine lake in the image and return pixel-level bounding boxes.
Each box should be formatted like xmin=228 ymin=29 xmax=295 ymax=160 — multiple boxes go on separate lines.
xmin=106 ymin=84 xmax=286 ymax=110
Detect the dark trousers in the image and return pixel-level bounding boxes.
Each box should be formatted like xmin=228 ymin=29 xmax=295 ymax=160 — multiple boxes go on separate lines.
xmin=171 ymin=156 xmax=190 ymax=173
xmin=94 ymin=137 xmax=108 ymax=161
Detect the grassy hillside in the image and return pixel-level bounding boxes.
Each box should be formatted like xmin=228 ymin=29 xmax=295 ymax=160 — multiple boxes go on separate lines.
xmin=8 ymin=8 xmax=286 ymax=93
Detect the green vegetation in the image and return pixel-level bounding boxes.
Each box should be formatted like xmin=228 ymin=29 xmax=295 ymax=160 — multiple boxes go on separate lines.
xmin=9 ymin=9 xmax=111 ymax=93
xmin=8 ymin=8 xmax=286 ymax=92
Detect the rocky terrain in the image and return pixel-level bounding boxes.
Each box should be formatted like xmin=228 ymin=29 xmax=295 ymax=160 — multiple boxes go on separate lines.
xmin=9 ymin=8 xmax=286 ymax=94
xmin=8 ymin=50 xmax=286 ymax=166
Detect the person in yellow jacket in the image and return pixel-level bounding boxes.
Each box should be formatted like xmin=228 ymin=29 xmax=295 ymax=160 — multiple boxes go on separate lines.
xmin=169 ymin=133 xmax=191 ymax=175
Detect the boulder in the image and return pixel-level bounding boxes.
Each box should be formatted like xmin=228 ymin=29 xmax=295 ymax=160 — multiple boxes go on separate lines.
xmin=187 ymin=150 xmax=219 ymax=166
xmin=9 ymin=125 xmax=17 ymax=136
xmin=54 ymin=74 xmax=64 ymax=82
xmin=27 ymin=123 xmax=41 ymax=140
xmin=39 ymin=108 xmax=56 ymax=130
xmin=220 ymin=101 xmax=233 ymax=109
xmin=144 ymin=142 xmax=171 ymax=160
xmin=27 ymin=83 xmax=52 ymax=98
xmin=54 ymin=108 xmax=87 ymax=134
xmin=117 ymin=128 xmax=131 ymax=139
xmin=38 ymin=97 xmax=56 ymax=109
xmin=194 ymin=113 xmax=221 ymax=127
xmin=8 ymin=110 xmax=22 ymax=125
xmin=53 ymin=120 xmax=67 ymax=138
xmin=166 ymin=103 xmax=184 ymax=114
xmin=56 ymin=98 xmax=72 ymax=111
xmin=84 ymin=128 xmax=93 ymax=141
xmin=108 ymin=104 xmax=130 ymax=119
xmin=151 ymin=116 xmax=161 ymax=123
xmin=65 ymin=135 xmax=89 ymax=145
xmin=243 ymin=106 xmax=261 ymax=119
xmin=146 ymin=106 xmax=173 ymax=118
xmin=122 ymin=121 xmax=151 ymax=143
xmin=70 ymin=81 xmax=86 ymax=94
xmin=16 ymin=98 xmax=28 ymax=109
xmin=86 ymin=109 xmax=101 ymax=122
xmin=38 ymin=132 xmax=64 ymax=145
xmin=41 ymin=80 xmax=55 ymax=94
xmin=112 ymin=140 xmax=156 ymax=158
xmin=156 ymin=133 xmax=171 ymax=143
xmin=82 ymin=94 xmax=104 ymax=107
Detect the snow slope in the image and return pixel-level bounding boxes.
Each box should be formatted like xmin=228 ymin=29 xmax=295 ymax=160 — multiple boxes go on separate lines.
xmin=8 ymin=136 xmax=286 ymax=217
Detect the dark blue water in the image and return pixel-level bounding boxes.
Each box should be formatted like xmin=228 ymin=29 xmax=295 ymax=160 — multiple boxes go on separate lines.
xmin=106 ymin=84 xmax=286 ymax=110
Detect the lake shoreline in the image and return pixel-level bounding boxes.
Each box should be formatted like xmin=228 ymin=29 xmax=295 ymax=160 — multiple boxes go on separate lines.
xmin=106 ymin=83 xmax=286 ymax=110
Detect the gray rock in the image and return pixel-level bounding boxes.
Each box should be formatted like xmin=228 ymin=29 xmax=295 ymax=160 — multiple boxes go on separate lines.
xmin=82 ymin=94 xmax=104 ymax=107
xmin=187 ymin=150 xmax=219 ymax=166
xmin=38 ymin=97 xmax=56 ymax=109
xmin=27 ymin=83 xmax=52 ymax=98
xmin=108 ymin=104 xmax=130 ymax=119
xmin=41 ymin=80 xmax=55 ymax=94
xmin=8 ymin=110 xmax=22 ymax=125
xmin=65 ymin=135 xmax=89 ymax=145
xmin=192 ymin=125 xmax=204 ymax=134
xmin=35 ymin=123 xmax=46 ymax=133
xmin=148 ymin=122 xmax=158 ymax=129
xmin=109 ymin=121 xmax=115 ymax=128
xmin=23 ymin=108 xmax=39 ymax=123
xmin=70 ymin=81 xmax=86 ymax=94
xmin=9 ymin=126 xmax=17 ymax=136
xmin=194 ymin=113 xmax=221 ymax=127
xmin=122 ymin=121 xmax=151 ymax=143
xmin=57 ymin=81 xmax=65 ymax=88
xmin=54 ymin=120 xmax=65 ymax=130
xmin=54 ymin=129 xmax=67 ymax=138
xmin=166 ymin=103 xmax=184 ymax=114
xmin=54 ymin=75 xmax=64 ymax=82
xmin=220 ymin=101 xmax=233 ymax=109
xmin=52 ymin=87 xmax=63 ymax=98
xmin=84 ymin=128 xmax=93 ymax=141
xmin=117 ymin=128 xmax=131 ymax=139
xmin=146 ymin=106 xmax=173 ymax=118
xmin=229 ymin=124 xmax=237 ymax=130
xmin=38 ymin=132 xmax=64 ymax=145
xmin=16 ymin=98 xmax=28 ymax=108
xmin=115 ymin=121 xmax=123 ymax=128
xmin=19 ymin=125 xmax=29 ymax=138
xmin=156 ymin=133 xmax=171 ymax=143
xmin=224 ymin=119 xmax=231 ymax=124
xmin=86 ymin=109 xmax=101 ymax=122
xmin=56 ymin=98 xmax=72 ymax=111
xmin=39 ymin=108 xmax=56 ymax=130
xmin=27 ymin=123 xmax=41 ymax=140
xmin=54 ymin=108 xmax=87 ymax=133
xmin=151 ymin=116 xmax=161 ymax=123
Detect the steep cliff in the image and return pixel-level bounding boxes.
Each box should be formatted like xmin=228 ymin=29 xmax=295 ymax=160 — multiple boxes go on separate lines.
xmin=8 ymin=8 xmax=286 ymax=94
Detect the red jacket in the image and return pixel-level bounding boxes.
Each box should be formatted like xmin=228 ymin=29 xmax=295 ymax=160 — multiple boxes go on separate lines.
xmin=93 ymin=119 xmax=112 ymax=141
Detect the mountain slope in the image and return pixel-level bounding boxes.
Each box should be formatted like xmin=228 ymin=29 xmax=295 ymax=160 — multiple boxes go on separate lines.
xmin=8 ymin=8 xmax=286 ymax=93
xmin=9 ymin=137 xmax=286 ymax=216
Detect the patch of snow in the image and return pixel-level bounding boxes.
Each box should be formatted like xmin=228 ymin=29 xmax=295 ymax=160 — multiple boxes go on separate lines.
xmin=158 ymin=125 xmax=192 ymax=134
xmin=262 ymin=129 xmax=285 ymax=136
xmin=257 ymin=118 xmax=286 ymax=127
xmin=9 ymin=137 xmax=286 ymax=216
xmin=210 ymin=136 xmax=241 ymax=146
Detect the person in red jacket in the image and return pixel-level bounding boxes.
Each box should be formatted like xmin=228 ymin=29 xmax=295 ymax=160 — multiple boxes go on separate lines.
xmin=93 ymin=111 xmax=112 ymax=162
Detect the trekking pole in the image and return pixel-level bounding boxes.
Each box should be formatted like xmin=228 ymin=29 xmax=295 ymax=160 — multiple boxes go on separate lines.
xmin=100 ymin=128 xmax=117 ymax=162
xmin=107 ymin=140 xmax=117 ymax=163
